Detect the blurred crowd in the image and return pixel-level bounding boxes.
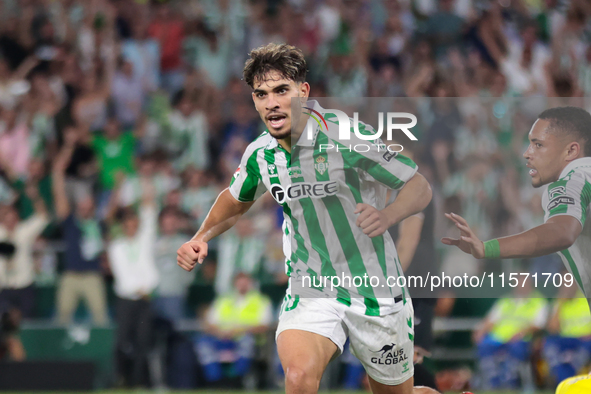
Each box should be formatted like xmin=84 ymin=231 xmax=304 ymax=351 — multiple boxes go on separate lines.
xmin=1 ymin=0 xmax=591 ymax=390
xmin=468 ymin=278 xmax=591 ymax=392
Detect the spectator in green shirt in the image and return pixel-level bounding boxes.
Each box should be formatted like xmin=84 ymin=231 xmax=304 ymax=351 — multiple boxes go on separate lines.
xmin=91 ymin=117 xmax=138 ymax=217
xmin=92 ymin=117 xmax=137 ymax=191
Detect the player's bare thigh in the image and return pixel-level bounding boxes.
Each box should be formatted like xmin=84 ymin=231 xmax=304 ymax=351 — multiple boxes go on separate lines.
xmin=277 ymin=329 xmax=339 ymax=394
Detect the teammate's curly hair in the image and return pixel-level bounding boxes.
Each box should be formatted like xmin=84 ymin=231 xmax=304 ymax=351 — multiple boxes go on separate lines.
xmin=538 ymin=106 xmax=591 ymax=157
xmin=243 ymin=43 xmax=307 ymax=88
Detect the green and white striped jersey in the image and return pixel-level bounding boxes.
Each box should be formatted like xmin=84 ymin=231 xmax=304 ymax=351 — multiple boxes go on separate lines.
xmin=543 ymin=157 xmax=591 ymax=306
xmin=229 ymin=101 xmax=418 ymax=316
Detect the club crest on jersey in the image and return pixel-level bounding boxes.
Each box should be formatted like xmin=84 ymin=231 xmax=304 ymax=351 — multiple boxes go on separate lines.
xmin=288 ymin=166 xmax=302 ymax=178
xmin=268 ymin=164 xmax=277 ymax=176
xmin=315 ymin=156 xmax=329 ymax=175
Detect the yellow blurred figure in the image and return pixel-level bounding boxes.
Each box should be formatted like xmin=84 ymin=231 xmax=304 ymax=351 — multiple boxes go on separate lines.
xmin=556 ymin=374 xmax=591 ymax=394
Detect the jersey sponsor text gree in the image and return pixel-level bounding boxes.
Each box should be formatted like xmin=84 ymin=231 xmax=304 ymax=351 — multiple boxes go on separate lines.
xmin=270 ymin=181 xmax=339 ymax=203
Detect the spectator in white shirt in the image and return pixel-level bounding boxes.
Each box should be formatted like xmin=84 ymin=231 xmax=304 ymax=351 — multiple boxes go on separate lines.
xmin=107 ymin=181 xmax=158 ymax=388
xmin=0 ymin=184 xmax=49 ymax=318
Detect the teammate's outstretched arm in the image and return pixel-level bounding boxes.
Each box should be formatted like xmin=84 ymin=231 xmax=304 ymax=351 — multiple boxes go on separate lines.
xmin=356 ymin=172 xmax=432 ymax=237
xmin=441 ymin=212 xmax=582 ymax=259
xmin=177 ymin=188 xmax=254 ymax=271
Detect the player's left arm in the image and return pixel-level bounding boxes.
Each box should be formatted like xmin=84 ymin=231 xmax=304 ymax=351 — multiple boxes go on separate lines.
xmin=442 ymin=213 xmax=582 ymax=259
xmin=498 ymin=216 xmax=581 ymax=258
xmin=356 ymin=172 xmax=432 ymax=237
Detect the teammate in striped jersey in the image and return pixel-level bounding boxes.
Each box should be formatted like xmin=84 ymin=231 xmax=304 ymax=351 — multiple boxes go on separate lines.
xmin=177 ymin=43 xmax=434 ymax=394
xmin=442 ymin=106 xmax=591 ymax=307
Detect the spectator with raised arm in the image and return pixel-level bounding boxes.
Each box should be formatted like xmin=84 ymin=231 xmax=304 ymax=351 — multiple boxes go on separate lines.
xmin=52 ymin=129 xmax=108 ymax=326
xmin=0 ymin=183 xmax=49 ymax=318
xmin=107 ymin=178 xmax=159 ymax=388
xmin=0 ymin=56 xmax=39 ymax=110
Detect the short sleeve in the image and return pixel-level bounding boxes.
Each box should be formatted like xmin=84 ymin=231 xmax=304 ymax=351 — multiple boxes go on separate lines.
xmin=544 ymin=171 xmax=591 ymax=227
xmin=228 ymin=147 xmax=266 ymax=202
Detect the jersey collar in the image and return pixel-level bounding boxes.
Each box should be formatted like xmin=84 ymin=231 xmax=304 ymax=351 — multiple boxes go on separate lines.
xmin=264 ymin=136 xmax=292 ymax=156
xmin=559 ymin=157 xmax=591 ymax=178
xmin=265 ymin=137 xmax=279 ymax=150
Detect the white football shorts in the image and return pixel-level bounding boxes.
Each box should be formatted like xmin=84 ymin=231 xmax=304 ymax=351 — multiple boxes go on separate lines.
xmin=276 ymin=296 xmax=414 ymax=385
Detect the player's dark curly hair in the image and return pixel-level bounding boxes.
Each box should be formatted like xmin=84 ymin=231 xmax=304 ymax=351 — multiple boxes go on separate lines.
xmin=538 ymin=106 xmax=591 ymax=156
xmin=243 ymin=43 xmax=307 ymax=88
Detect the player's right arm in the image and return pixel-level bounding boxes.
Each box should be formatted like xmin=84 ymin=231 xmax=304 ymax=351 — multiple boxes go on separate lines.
xmin=177 ymin=188 xmax=255 ymax=272
xmin=177 ymin=140 xmax=267 ymax=272
xmin=442 ymin=171 xmax=588 ymax=259
xmin=442 ymin=212 xmax=581 ymax=259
